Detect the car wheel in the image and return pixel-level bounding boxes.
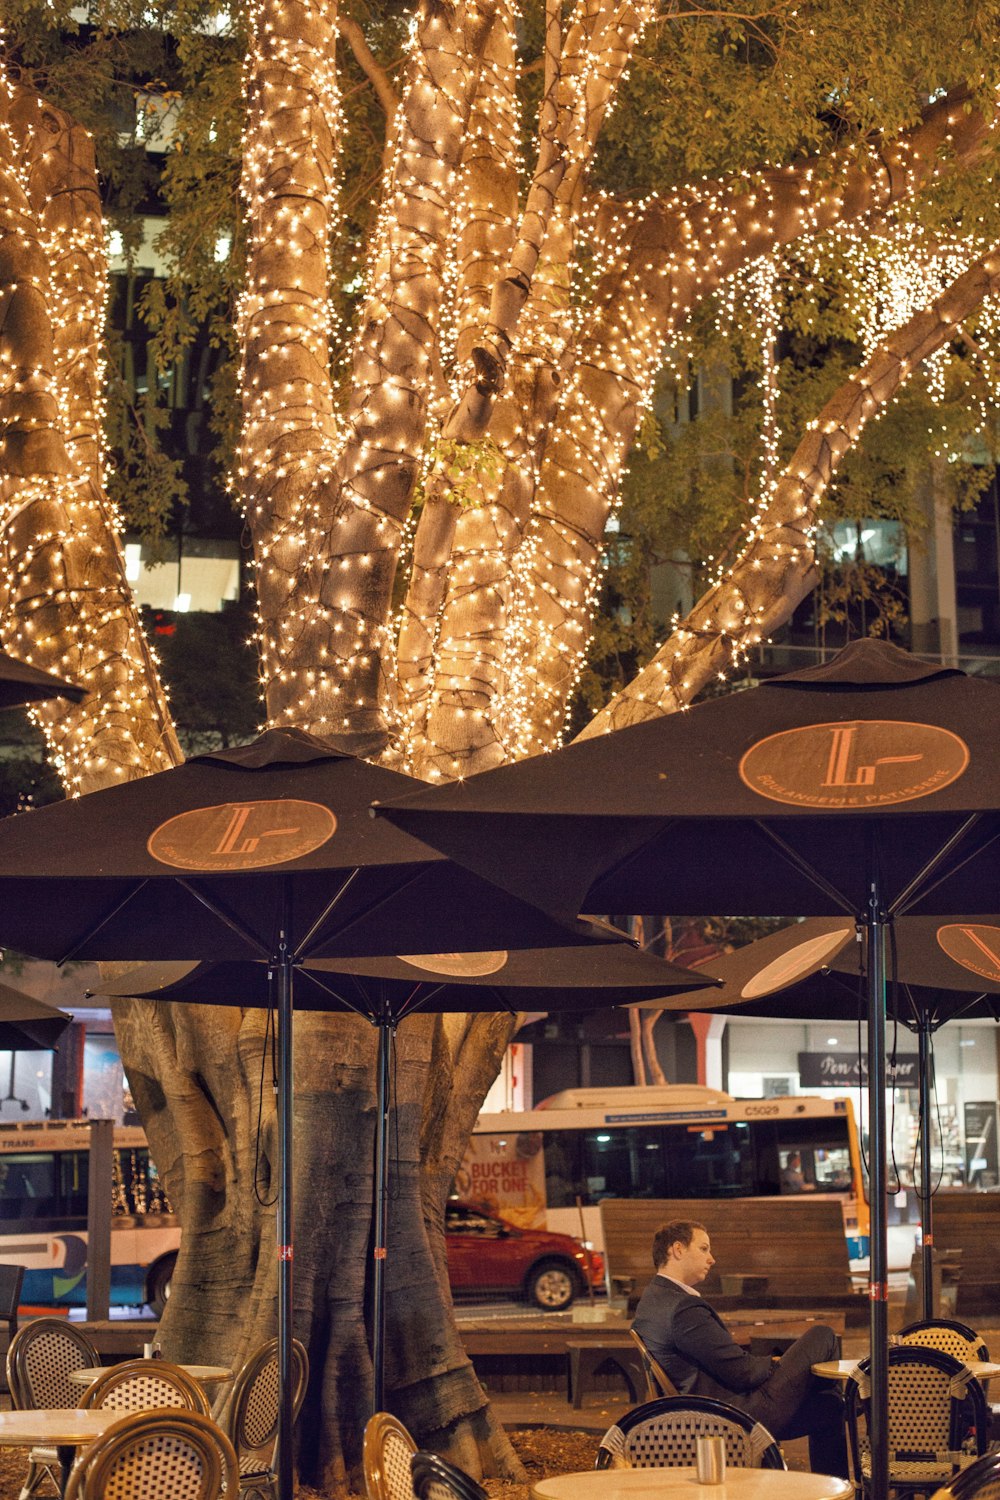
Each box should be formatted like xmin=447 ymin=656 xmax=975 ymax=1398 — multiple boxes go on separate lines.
xmin=146 ymin=1252 xmax=176 ymax=1318
xmin=526 ymin=1259 xmax=579 ymax=1311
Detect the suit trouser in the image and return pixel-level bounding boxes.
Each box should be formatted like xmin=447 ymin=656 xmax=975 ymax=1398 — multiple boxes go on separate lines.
xmin=729 ymin=1325 xmax=849 ymax=1477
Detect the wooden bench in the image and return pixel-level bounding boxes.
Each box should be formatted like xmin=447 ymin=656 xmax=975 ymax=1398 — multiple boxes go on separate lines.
xmin=600 ymin=1197 xmax=861 ymax=1309
xmin=565 ymin=1338 xmax=644 ymax=1408
xmin=928 ymin=1194 xmax=1000 ymax=1313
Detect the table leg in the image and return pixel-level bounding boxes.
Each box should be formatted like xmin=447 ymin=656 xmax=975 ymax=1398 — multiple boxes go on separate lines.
xmin=56 ymin=1444 xmax=74 ymax=1498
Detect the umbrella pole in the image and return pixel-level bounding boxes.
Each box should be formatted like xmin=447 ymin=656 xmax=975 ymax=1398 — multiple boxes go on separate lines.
xmin=917 ymin=1015 xmax=935 ymax=1319
xmin=372 ymin=1019 xmax=392 ymax=1414
xmin=276 ymin=945 xmax=295 ymax=1500
xmin=866 ymin=874 xmax=889 ymax=1500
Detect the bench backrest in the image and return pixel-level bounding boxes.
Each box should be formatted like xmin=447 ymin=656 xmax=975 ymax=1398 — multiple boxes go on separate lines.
xmin=600 ymin=1197 xmax=853 ymax=1299
xmin=930 ymin=1195 xmax=1000 ymax=1310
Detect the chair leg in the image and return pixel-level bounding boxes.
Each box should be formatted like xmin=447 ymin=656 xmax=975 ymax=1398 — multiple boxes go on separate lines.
xmin=17 ymin=1459 xmax=60 ymax=1500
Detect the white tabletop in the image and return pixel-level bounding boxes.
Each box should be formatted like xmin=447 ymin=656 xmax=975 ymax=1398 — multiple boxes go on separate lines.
xmin=531 ymin=1468 xmax=852 ymax=1499
xmin=813 ymin=1358 xmax=1000 ymax=1383
xmin=0 ymin=1409 xmax=123 ymax=1448
xmin=67 ymin=1363 xmax=232 ymax=1388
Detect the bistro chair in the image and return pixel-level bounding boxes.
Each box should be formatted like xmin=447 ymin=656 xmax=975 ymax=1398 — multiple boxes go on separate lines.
xmin=845 ymin=1345 xmax=989 ymax=1499
xmin=410 ymin=1451 xmax=486 ymax=1500
xmin=595 ymin=1394 xmax=785 ymax=1470
xmin=222 ymin=1336 xmax=309 ymax=1500
xmin=899 ymin=1320 xmax=990 ymax=1362
xmin=363 ymin=1411 xmax=418 ymax=1500
xmin=931 ymin=1450 xmax=1000 ymax=1499
xmin=63 ymin=1407 xmax=238 ymax=1500
xmin=79 ymin=1358 xmax=211 ymax=1415
xmin=629 ymin=1328 xmax=680 ymax=1399
xmin=6 ymin=1317 xmax=101 ymax=1500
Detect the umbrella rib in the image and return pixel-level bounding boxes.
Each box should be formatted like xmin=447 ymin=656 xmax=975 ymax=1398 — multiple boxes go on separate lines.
xmin=752 ymin=824 xmax=855 ymax=912
xmin=177 ymin=879 xmax=271 ymax=958
xmin=298 ymin=968 xmax=369 ymax=1015
xmin=296 ymin=868 xmax=363 ymax=956
xmin=57 ymin=880 xmax=151 ymax=964
xmin=890 ymin=813 xmax=989 ymax=917
xmin=298 ymin=866 xmax=427 ymax=957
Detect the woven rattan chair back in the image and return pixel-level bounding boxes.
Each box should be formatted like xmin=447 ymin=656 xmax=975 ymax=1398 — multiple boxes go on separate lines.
xmin=223 ymin=1336 xmax=308 ymax=1499
xmin=63 ymin=1408 xmax=238 ymax=1500
xmin=899 ymin=1319 xmax=989 ymax=1362
xmin=80 ymin=1359 xmax=211 ymax=1416
xmin=363 ymin=1411 xmax=418 ymax=1500
xmin=628 ymin=1328 xmax=680 ymax=1399
xmin=596 ymin=1395 xmax=785 ymax=1470
xmin=6 ymin=1318 xmax=101 ymax=1410
xmin=845 ymin=1345 xmax=989 ymax=1497
xmin=410 ymin=1451 xmax=486 ymax=1500
xmin=933 ymin=1450 xmax=1000 ymax=1499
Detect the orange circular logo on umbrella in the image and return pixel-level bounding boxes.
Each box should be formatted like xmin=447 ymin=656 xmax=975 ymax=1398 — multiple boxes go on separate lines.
xmin=396 ymin=951 xmax=509 ymax=977
xmin=739 ymin=720 xmax=969 ymax=808
xmin=147 ymin=800 xmax=336 ymax=870
xmin=935 ymin=923 xmax=1000 ymax=983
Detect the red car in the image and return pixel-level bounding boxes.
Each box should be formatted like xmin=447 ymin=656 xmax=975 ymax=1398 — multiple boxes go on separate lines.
xmin=445 ymin=1200 xmax=605 ymax=1310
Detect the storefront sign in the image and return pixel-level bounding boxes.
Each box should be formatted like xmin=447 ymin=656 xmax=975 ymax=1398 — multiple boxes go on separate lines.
xmin=798 ymin=1051 xmax=921 ymax=1089
xmin=963 ymin=1101 xmax=998 ymax=1187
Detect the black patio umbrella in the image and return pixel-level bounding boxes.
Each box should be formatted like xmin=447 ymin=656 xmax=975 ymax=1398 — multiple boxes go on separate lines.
xmin=0 ymin=649 xmax=85 ymax=709
xmin=376 ymin=638 xmax=1000 ymax=1500
xmin=639 ymin=915 xmax=1000 ymax=1318
xmin=96 ymin=934 xmax=718 ymax=1413
xmin=0 ymin=725 xmax=628 ymax=1500
xmin=0 ymin=981 xmax=73 ymax=1050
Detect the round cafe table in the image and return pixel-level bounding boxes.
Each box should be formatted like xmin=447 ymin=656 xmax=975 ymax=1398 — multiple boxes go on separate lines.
xmin=0 ymin=1409 xmax=124 ymax=1498
xmin=812 ymin=1359 xmax=1000 ymax=1383
xmin=531 ymin=1468 xmax=853 ymax=1499
xmin=67 ymin=1363 xmax=233 ymax=1389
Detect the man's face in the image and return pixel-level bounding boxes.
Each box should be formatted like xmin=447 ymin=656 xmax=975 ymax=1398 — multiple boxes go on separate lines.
xmin=669 ymin=1230 xmax=715 ymax=1286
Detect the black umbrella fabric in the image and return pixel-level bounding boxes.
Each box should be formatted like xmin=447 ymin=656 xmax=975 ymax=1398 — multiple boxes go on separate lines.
xmin=377 ymin=638 xmax=1000 ymax=1500
xmin=0 ymin=982 xmax=72 ymax=1050
xmin=0 ymin=726 xmax=624 ymax=1500
xmin=640 ymin=915 xmax=1000 ymax=1317
xmin=0 ymin=650 xmax=84 ymax=709
xmin=96 ymin=934 xmax=719 ymax=1413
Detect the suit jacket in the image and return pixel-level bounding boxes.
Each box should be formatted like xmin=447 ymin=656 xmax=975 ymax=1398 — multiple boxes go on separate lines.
xmin=632 ymin=1274 xmax=773 ymax=1403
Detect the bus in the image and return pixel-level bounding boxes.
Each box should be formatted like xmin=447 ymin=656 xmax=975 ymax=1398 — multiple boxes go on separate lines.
xmin=456 ymin=1085 xmax=870 ymax=1264
xmin=0 ymin=1119 xmax=180 ymax=1312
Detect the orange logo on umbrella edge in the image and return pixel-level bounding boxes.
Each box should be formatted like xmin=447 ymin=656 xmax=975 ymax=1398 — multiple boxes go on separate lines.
xmin=147 ymin=800 xmax=336 ymax=871
xmin=739 ymin=721 xmax=969 ymax=809
xmin=936 ymin=923 xmax=1000 ymax=983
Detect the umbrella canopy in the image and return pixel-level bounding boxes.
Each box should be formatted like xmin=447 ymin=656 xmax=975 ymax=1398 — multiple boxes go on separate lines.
xmin=0 ymin=650 xmax=84 ymax=710
xmin=0 ymin=982 xmax=72 ymax=1050
xmin=642 ymin=915 xmax=1000 ymax=1320
xmin=0 ymin=727 xmax=616 ymax=962
xmin=376 ymin=638 xmax=1000 ymax=1500
xmin=0 ymin=725 xmax=623 ymax=1496
xmin=96 ymin=933 xmax=720 ymax=1414
xmin=376 ymin=639 xmax=1000 ymax=921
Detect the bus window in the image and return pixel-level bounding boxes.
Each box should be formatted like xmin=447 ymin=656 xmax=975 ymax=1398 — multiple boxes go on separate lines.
xmin=59 ymin=1151 xmax=89 ymax=1218
xmin=578 ymin=1126 xmax=670 ymax=1199
xmin=775 ymin=1119 xmax=853 ymax=1194
xmin=669 ymin=1122 xmax=755 ymax=1197
xmin=0 ymin=1152 xmax=57 ymax=1218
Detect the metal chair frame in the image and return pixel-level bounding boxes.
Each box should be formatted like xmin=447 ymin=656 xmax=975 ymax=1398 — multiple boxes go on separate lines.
xmin=629 ymin=1327 xmax=680 ymax=1399
xmin=899 ymin=1320 xmax=990 ymax=1362
xmin=63 ymin=1407 xmax=238 ymax=1500
xmin=595 ymin=1394 xmax=785 ymax=1471
xmin=79 ymin=1358 xmax=211 ymax=1416
xmin=222 ymin=1336 xmax=309 ymax=1500
xmin=5 ymin=1317 xmax=101 ymax=1500
xmin=410 ymin=1451 xmax=486 ymax=1500
xmin=363 ymin=1411 xmax=418 ymax=1500
xmin=931 ymin=1450 xmax=1000 ymax=1500
xmin=845 ymin=1345 xmax=989 ymax=1500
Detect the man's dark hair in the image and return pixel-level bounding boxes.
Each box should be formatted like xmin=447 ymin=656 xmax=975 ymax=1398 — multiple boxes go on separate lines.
xmin=652 ymin=1219 xmax=707 ymax=1269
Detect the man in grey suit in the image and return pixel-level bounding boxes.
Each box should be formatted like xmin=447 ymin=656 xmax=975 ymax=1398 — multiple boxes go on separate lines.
xmin=632 ymin=1219 xmax=847 ymax=1476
